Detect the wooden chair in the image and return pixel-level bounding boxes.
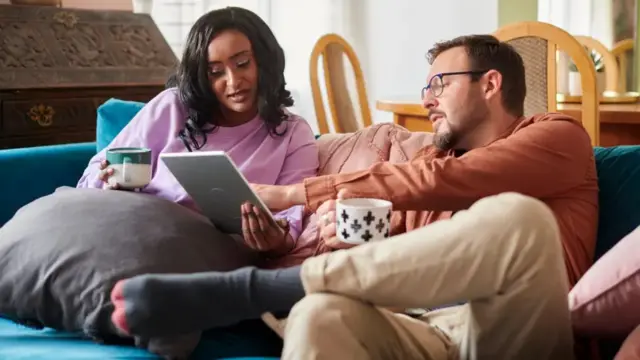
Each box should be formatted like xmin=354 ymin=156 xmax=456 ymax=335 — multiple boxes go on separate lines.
xmin=611 ymin=38 xmax=634 ymax=92
xmin=494 ymin=21 xmax=600 ymax=145
xmin=574 ymin=35 xmax=619 ymax=92
xmin=309 ymin=33 xmax=373 ymax=134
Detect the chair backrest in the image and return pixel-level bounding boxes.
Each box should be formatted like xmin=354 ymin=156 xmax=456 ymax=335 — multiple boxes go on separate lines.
xmin=574 ymin=35 xmax=619 ymax=92
xmin=309 ymin=34 xmax=373 ymax=134
xmin=611 ymin=38 xmax=634 ymax=92
xmin=494 ymin=21 xmax=600 ymax=145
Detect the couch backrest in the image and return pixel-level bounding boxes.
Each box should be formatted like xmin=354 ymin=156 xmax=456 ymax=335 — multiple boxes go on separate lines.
xmin=96 ymin=98 xmax=147 ymax=152
xmin=592 ymin=146 xmax=640 ymax=259
xmin=97 ymin=99 xmax=640 ymax=261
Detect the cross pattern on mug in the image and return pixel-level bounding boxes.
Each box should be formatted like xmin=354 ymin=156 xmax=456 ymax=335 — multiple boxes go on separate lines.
xmin=350 ymin=219 xmax=362 ymax=234
xmin=341 ymin=209 xmax=350 ymax=223
xmin=363 ymin=211 xmax=375 ymax=225
xmin=375 ymin=218 xmax=385 ymax=233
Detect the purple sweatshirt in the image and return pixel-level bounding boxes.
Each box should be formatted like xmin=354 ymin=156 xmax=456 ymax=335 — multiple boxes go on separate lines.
xmin=77 ymin=89 xmax=320 ymax=262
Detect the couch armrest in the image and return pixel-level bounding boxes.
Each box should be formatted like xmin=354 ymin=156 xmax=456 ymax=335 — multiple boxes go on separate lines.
xmin=0 ymin=142 xmax=96 ymax=226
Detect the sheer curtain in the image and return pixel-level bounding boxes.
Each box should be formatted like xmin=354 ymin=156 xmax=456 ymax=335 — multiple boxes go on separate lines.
xmin=538 ymin=0 xmax=614 ymax=46
xmin=132 ymin=0 xmax=268 ymax=57
xmin=132 ymin=0 xmax=360 ymax=133
xmin=538 ymin=0 xmax=615 ymax=93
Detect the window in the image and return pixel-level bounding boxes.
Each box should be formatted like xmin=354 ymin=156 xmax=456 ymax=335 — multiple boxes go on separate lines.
xmin=134 ymin=0 xmax=268 ymax=57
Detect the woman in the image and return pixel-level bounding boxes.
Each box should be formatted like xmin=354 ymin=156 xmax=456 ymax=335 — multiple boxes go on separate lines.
xmin=77 ymin=7 xmax=319 ymax=259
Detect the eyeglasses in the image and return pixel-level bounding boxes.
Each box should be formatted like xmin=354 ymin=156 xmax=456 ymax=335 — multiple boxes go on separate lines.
xmin=421 ymin=70 xmax=489 ymax=99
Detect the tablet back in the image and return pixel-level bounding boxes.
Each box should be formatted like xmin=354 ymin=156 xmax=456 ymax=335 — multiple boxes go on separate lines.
xmin=160 ymin=151 xmax=272 ymax=235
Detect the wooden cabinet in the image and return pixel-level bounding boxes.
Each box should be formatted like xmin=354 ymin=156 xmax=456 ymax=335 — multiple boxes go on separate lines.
xmin=0 ymin=4 xmax=177 ymax=149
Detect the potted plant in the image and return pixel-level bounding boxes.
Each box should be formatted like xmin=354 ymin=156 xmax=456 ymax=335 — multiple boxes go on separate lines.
xmin=568 ymin=47 xmax=606 ymax=96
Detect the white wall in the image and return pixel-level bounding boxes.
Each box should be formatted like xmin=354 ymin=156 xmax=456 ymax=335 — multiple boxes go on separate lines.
xmin=271 ymin=0 xmax=499 ymax=131
xmin=136 ymin=0 xmax=499 ymax=133
xmin=269 ymin=1 xmax=338 ymax=134
xmin=359 ymin=0 xmax=499 ymax=123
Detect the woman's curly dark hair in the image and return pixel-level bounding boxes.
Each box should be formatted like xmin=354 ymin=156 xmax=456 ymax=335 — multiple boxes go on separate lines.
xmin=174 ymin=7 xmax=294 ymax=151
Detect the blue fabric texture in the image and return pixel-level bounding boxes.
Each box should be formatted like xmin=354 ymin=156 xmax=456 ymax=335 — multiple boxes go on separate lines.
xmin=0 ymin=142 xmax=96 ymax=226
xmin=96 ymin=98 xmax=146 ymax=152
xmin=593 ymin=145 xmax=640 ymax=260
xmin=0 ymin=317 xmax=281 ymax=360
xmin=1 ymin=99 xmax=285 ymax=359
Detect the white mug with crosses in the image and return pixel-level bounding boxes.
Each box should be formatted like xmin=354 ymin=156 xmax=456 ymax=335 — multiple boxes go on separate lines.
xmin=336 ymin=198 xmax=393 ymax=244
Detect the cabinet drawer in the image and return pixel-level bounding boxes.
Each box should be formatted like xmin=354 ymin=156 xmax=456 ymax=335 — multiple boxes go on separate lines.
xmin=1 ymin=98 xmax=100 ymax=136
xmin=0 ymin=131 xmax=96 ymax=150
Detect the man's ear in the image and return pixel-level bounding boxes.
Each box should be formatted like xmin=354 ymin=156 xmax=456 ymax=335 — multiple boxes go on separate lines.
xmin=482 ymin=69 xmax=503 ymax=100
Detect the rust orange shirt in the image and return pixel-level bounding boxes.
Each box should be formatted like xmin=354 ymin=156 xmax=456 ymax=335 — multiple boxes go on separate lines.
xmin=303 ymin=113 xmax=599 ymax=286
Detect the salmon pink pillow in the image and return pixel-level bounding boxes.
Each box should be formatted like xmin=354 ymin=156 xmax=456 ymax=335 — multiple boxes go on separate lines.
xmin=569 ymin=226 xmax=640 ymax=336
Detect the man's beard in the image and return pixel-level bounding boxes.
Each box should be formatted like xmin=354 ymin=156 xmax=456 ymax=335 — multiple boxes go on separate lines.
xmin=433 ymin=127 xmax=457 ymax=151
xmin=433 ymin=102 xmax=487 ymax=151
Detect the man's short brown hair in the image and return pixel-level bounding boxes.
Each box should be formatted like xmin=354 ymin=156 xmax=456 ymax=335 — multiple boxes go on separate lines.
xmin=427 ymin=35 xmax=526 ymax=117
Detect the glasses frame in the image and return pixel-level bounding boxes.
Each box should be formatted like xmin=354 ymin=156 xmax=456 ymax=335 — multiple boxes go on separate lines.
xmin=421 ymin=70 xmax=490 ymax=99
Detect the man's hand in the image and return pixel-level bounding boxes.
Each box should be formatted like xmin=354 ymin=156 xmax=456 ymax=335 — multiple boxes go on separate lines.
xmin=316 ymin=189 xmax=356 ymax=250
xmin=241 ymin=202 xmax=293 ymax=256
xmin=251 ymin=183 xmax=305 ymax=212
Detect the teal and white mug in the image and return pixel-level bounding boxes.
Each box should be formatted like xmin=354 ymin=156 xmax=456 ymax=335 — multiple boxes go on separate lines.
xmin=106 ymin=147 xmax=152 ymax=189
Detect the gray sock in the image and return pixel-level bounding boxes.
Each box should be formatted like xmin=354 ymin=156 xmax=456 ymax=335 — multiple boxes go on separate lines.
xmin=116 ymin=266 xmax=304 ymax=337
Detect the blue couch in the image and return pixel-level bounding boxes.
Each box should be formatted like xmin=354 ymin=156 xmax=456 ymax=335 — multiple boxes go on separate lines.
xmin=0 ymin=141 xmax=282 ymax=359
xmin=2 ymin=98 xmax=640 ymax=359
xmin=0 ymin=99 xmax=284 ymax=359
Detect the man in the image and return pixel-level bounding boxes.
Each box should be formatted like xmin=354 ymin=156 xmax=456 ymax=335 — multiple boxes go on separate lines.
xmin=109 ymin=35 xmax=597 ymax=359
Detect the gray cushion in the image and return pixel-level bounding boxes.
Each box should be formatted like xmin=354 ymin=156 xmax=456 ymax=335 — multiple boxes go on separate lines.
xmin=0 ymin=187 xmax=255 ymax=358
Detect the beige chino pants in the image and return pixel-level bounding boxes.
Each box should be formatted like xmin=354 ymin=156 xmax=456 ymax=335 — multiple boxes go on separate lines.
xmin=282 ymin=193 xmax=574 ymax=360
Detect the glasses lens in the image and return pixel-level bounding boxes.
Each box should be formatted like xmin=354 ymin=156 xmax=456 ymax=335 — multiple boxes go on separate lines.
xmin=430 ymin=75 xmax=443 ymax=97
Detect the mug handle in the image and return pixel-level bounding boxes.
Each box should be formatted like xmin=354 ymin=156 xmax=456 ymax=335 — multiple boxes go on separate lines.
xmin=122 ymin=156 xmax=132 ymax=183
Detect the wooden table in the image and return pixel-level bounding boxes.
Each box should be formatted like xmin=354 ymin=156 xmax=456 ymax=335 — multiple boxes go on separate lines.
xmin=376 ymin=100 xmax=640 ymax=146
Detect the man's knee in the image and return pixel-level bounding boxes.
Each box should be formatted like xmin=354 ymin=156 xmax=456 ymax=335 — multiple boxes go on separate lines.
xmin=472 ymin=193 xmax=562 ymax=255
xmin=483 ymin=193 xmax=558 ymax=234
xmin=285 ymin=293 xmax=368 ymax=336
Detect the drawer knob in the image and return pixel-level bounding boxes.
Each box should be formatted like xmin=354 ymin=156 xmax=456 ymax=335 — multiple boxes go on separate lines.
xmin=28 ymin=104 xmax=55 ymax=127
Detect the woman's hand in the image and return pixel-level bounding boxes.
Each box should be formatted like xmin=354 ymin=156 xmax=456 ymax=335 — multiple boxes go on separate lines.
xmin=241 ymin=202 xmax=293 ymax=256
xmin=316 ymin=189 xmax=356 ymax=250
xmin=251 ymin=183 xmax=305 ymax=212
xmin=98 ymin=160 xmax=120 ymax=190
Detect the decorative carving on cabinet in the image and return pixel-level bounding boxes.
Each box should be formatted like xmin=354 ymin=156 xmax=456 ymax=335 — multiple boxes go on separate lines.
xmin=0 ymin=4 xmax=176 ymax=149
xmin=28 ymin=104 xmax=55 ymax=127
xmin=52 ymin=22 xmax=116 ymax=67
xmin=0 ymin=23 xmax=55 ymax=69
xmin=0 ymin=4 xmax=177 ymax=90
xmin=110 ymin=25 xmax=174 ymax=68
xmin=52 ymin=10 xmax=77 ymax=28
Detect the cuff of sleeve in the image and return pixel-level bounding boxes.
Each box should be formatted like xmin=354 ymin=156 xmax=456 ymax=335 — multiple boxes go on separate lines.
xmin=303 ymin=175 xmax=336 ymax=211
xmin=81 ymin=172 xmax=104 ymax=189
xmin=300 ymin=253 xmax=328 ymax=294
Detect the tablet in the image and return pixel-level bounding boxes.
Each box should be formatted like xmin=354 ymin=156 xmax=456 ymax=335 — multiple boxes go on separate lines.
xmin=160 ymin=151 xmax=275 ymax=235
